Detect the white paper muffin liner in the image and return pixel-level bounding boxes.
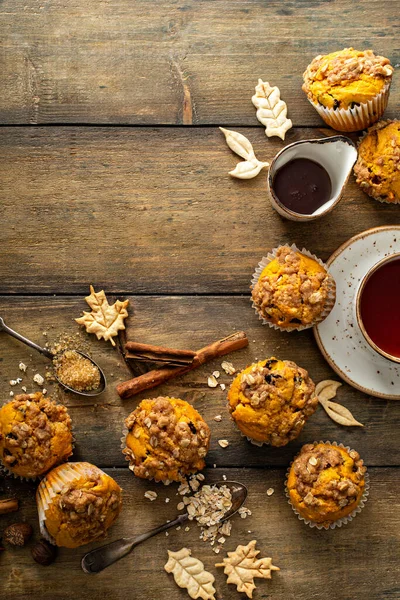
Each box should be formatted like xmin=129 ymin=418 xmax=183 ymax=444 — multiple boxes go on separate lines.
xmin=309 ymin=82 xmax=390 ymax=133
xmin=354 ymin=121 xmax=400 ymax=205
xmin=36 ymin=462 xmax=106 ymax=544
xmin=285 ymin=441 xmax=370 ymax=530
xmin=0 ymin=409 xmax=76 ymax=482
xmin=251 ymin=243 xmax=336 ymax=332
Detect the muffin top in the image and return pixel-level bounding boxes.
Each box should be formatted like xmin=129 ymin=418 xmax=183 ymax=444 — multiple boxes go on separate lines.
xmin=123 ymin=397 xmax=210 ymax=482
xmin=354 ymin=120 xmax=400 ymax=203
xmin=303 ymin=48 xmax=393 ymax=110
xmin=39 ymin=462 xmax=122 ymax=548
xmin=0 ymin=392 xmax=73 ymax=478
xmin=228 ymin=358 xmax=318 ymax=446
xmin=252 ymin=246 xmax=332 ymax=329
xmin=287 ymin=443 xmax=366 ymax=526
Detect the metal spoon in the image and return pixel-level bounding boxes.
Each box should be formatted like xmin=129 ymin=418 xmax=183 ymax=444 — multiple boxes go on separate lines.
xmin=0 ymin=316 xmax=106 ymax=397
xmin=81 ymin=481 xmax=248 ymax=574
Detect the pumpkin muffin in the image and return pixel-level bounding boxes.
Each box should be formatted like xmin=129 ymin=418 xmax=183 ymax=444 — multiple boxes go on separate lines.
xmin=287 ymin=442 xmax=367 ymax=529
xmin=227 ymin=358 xmax=318 ymax=446
xmin=122 ymin=397 xmax=210 ymax=483
xmin=37 ymin=462 xmax=122 ymax=548
xmin=0 ymin=392 xmax=73 ymax=479
xmin=251 ymin=245 xmax=335 ymax=330
xmin=354 ymin=119 xmax=400 ymax=203
xmin=302 ymin=48 xmax=393 ymax=131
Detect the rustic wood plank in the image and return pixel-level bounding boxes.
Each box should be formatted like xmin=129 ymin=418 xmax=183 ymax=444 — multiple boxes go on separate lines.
xmin=0 ymin=0 xmax=398 ymax=125
xmin=1 ymin=467 xmax=399 ymax=600
xmin=1 ymin=296 xmax=399 ymax=468
xmin=1 ymin=126 xmax=399 ymax=295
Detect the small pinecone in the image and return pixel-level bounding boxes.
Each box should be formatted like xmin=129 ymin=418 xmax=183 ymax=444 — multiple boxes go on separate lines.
xmin=31 ymin=539 xmax=57 ymax=566
xmin=4 ymin=523 xmax=33 ymax=547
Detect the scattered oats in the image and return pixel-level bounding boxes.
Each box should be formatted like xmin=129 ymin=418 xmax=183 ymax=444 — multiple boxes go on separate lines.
xmin=184 ymin=526 xmax=190 ymax=532
xmin=248 ymin=530 xmax=252 ymax=533
xmin=165 ymin=532 xmax=169 ymax=537
xmin=267 ymin=488 xmax=274 ymax=496
xmin=189 ymin=478 xmax=201 ymax=492
xmin=222 ymin=475 xmax=227 ymax=481
xmin=177 ymin=502 xmax=185 ymax=511
xmin=196 ymin=473 xmax=205 ymax=481
xmin=176 ymin=526 xmax=181 ymax=531
xmin=218 ymin=536 xmax=226 ymax=544
xmin=208 ymin=375 xmax=218 ymax=388
xmin=144 ymin=490 xmax=158 ymax=501
xmin=213 ymin=547 xmax=221 ymax=554
xmin=21 ymin=386 xmax=27 ymax=392
xmin=178 ymin=481 xmax=190 ymax=495
xmin=9 ymin=391 xmax=14 ymax=397
xmin=165 ymin=498 xmax=170 ymax=503
xmin=238 ymin=506 xmax=252 ymax=519
xmin=221 ymin=361 xmax=236 ymax=375
xmin=19 ymin=362 xmax=27 ymax=372
xmin=42 ymin=388 xmax=47 ymax=395
xmin=33 ymin=373 xmax=45 ymax=386
xmin=9 ymin=380 xmax=18 ymax=386
xmin=220 ymin=383 xmax=226 ymax=391
xmin=213 ymin=464 xmax=217 ymax=469
xmin=220 ymin=521 xmax=232 ymax=537
xmin=214 ymin=415 xmax=222 ymax=422
xmin=218 ymin=439 xmax=229 ymax=448
xmin=212 ymin=371 xmax=220 ymax=379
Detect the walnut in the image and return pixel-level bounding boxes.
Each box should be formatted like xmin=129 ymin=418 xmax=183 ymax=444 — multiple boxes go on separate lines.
xmin=4 ymin=522 xmax=33 ymax=547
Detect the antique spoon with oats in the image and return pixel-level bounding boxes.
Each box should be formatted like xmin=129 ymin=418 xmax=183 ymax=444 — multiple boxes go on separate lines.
xmin=0 ymin=316 xmax=106 ymax=397
xmin=81 ymin=481 xmax=248 ymax=574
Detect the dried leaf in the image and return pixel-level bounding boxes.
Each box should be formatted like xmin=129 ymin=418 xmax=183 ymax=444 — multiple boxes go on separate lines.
xmin=316 ymin=380 xmax=364 ymax=427
xmin=319 ymin=398 xmax=364 ymax=427
xmin=75 ymin=285 xmax=129 ymax=346
xmin=164 ymin=548 xmax=216 ymax=600
xmin=252 ymin=79 xmax=292 ymax=140
xmin=219 ymin=127 xmax=256 ymax=161
xmin=229 ymin=159 xmax=269 ymax=180
xmin=216 ymin=540 xmax=279 ymax=599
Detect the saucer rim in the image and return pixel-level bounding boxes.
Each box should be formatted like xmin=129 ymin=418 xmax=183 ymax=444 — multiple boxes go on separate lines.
xmin=314 ymin=225 xmax=400 ymax=400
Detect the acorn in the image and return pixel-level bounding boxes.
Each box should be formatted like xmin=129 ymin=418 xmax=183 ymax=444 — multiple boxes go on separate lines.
xmin=31 ymin=539 xmax=57 ymax=566
xmin=3 ymin=522 xmax=33 ymax=547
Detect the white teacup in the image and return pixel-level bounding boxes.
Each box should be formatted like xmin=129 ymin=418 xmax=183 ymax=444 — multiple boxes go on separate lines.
xmin=267 ymin=135 xmax=357 ymax=222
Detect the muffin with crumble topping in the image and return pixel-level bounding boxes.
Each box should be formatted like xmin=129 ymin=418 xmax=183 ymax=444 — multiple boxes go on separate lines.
xmin=227 ymin=358 xmax=318 ymax=446
xmin=251 ymin=245 xmax=335 ymax=331
xmin=354 ymin=119 xmax=400 ymax=204
xmin=0 ymin=392 xmax=73 ymax=479
xmin=286 ymin=442 xmax=368 ymax=529
xmin=122 ymin=397 xmax=210 ymax=483
xmin=303 ymin=48 xmax=393 ymax=132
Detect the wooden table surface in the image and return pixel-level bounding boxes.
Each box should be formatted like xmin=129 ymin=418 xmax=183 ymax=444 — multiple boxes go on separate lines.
xmin=1 ymin=2 xmax=400 ymax=599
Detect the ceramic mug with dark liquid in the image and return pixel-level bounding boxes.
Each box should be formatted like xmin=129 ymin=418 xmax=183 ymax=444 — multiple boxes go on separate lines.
xmin=267 ymin=135 xmax=357 ymax=222
xmin=356 ymin=253 xmax=400 ymax=364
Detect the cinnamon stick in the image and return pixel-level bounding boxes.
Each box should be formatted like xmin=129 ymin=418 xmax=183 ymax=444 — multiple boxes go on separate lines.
xmin=117 ymin=331 xmax=248 ymax=399
xmin=0 ymin=498 xmax=19 ymax=515
xmin=124 ymin=342 xmax=195 ymax=366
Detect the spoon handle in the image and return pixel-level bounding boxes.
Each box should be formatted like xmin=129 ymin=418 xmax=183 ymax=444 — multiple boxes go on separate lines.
xmin=81 ymin=513 xmax=189 ymax=574
xmin=0 ymin=317 xmax=54 ymax=360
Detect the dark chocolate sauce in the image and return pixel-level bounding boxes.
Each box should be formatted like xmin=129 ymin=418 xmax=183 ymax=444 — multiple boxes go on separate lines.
xmin=272 ymin=158 xmax=332 ymax=215
xmin=360 ymin=258 xmax=400 ymax=359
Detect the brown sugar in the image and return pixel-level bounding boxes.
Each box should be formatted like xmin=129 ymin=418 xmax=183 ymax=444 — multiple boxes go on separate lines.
xmin=53 ymin=350 xmax=101 ymax=392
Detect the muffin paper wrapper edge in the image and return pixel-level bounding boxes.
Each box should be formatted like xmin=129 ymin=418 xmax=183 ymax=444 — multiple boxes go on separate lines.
xmin=250 ymin=243 xmax=336 ymax=332
xmin=285 ymin=441 xmax=370 ymax=530
xmin=308 ymin=83 xmax=390 ymax=133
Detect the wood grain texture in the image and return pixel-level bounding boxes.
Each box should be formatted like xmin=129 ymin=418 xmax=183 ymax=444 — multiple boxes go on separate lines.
xmin=1 ymin=467 xmax=399 ymax=600
xmin=0 ymin=0 xmax=398 ymax=125
xmin=1 ymin=296 xmax=399 ymax=468
xmin=1 ymin=126 xmax=399 ymax=295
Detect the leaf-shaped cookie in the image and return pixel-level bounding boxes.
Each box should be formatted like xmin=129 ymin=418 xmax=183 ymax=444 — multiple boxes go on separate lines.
xmin=216 ymin=540 xmax=279 ymax=599
xmin=75 ymin=285 xmax=129 ymax=346
xmin=252 ymin=79 xmax=292 ymax=140
xmin=229 ymin=159 xmax=269 ymax=180
xmin=316 ymin=380 xmax=364 ymax=427
xmin=165 ymin=548 xmax=216 ymax=600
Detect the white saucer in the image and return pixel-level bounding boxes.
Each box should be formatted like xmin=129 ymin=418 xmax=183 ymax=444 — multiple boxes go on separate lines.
xmin=314 ymin=226 xmax=400 ymax=400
